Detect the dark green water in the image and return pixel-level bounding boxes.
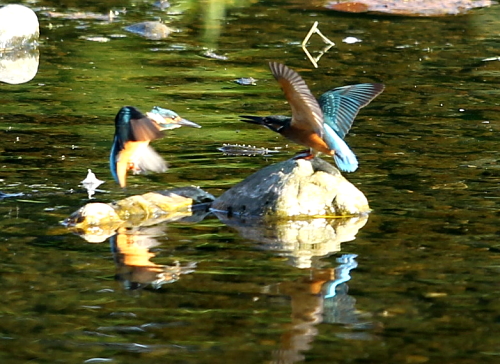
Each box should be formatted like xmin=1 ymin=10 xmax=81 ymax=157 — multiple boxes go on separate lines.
xmin=2 ymin=1 xmax=500 ymax=363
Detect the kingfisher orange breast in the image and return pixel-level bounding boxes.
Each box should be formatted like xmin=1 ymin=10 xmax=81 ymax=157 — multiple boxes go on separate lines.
xmin=281 ymin=127 xmax=334 ymax=156
xmin=116 ymin=140 xmax=151 ymax=187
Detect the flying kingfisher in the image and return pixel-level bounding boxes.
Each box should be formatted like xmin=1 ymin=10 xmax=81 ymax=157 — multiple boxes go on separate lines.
xmin=110 ymin=106 xmax=200 ymax=188
xmin=241 ymin=62 xmax=384 ymax=172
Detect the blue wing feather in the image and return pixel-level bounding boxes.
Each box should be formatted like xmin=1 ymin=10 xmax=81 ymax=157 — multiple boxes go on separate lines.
xmin=323 ymin=124 xmax=358 ymax=172
xmin=318 ymin=83 xmax=384 ymax=139
xmin=318 ymin=83 xmax=384 ymax=172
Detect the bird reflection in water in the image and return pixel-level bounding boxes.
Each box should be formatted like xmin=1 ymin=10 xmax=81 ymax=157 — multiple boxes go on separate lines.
xmin=110 ymin=226 xmax=196 ymax=290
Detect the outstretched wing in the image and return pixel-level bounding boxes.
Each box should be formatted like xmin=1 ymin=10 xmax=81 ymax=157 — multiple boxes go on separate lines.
xmin=269 ymin=62 xmax=324 ymax=137
xmin=318 ymin=83 xmax=384 ymax=139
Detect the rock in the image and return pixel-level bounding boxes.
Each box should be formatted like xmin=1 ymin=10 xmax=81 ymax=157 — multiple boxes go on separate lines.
xmin=63 ymin=187 xmax=214 ymax=242
xmin=211 ymin=158 xmax=370 ymax=219
xmin=0 ymin=5 xmax=39 ymax=49
xmin=325 ymin=0 xmax=492 ymax=16
xmin=124 ymin=21 xmax=174 ymax=40
xmin=0 ymin=4 xmax=39 ymax=84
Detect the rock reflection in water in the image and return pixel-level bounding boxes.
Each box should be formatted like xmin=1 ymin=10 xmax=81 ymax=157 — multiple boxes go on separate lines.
xmin=0 ymin=47 xmax=39 ymax=84
xmin=214 ymin=212 xmax=368 ymax=268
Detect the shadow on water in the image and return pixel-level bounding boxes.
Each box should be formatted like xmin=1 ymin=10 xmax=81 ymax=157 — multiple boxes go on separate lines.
xmin=2 ymin=0 xmax=500 ymax=363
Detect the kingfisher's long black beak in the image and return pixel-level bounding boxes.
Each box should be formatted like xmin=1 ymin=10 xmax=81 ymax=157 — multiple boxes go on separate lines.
xmin=240 ymin=115 xmax=265 ymax=125
xmin=146 ymin=111 xmax=201 ymax=130
xmin=176 ymin=118 xmax=201 ymax=128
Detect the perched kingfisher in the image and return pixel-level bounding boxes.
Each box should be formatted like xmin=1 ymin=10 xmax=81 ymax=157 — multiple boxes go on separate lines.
xmin=110 ymin=106 xmax=201 ymax=188
xmin=241 ymin=62 xmax=384 ymax=172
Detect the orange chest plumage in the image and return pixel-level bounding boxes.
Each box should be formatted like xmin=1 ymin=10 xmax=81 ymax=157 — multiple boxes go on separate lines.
xmin=280 ymin=126 xmax=334 ymax=156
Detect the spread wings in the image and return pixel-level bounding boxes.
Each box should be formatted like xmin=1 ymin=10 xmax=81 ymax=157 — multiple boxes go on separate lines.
xmin=318 ymin=83 xmax=384 ymax=139
xmin=269 ymin=62 xmax=324 ymax=137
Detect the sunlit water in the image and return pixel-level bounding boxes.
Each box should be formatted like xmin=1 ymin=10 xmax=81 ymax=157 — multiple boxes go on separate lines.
xmin=1 ymin=1 xmax=500 ymax=363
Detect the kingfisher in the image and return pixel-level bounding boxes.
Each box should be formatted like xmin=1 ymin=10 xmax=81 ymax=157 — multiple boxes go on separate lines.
xmin=241 ymin=62 xmax=384 ymax=172
xmin=110 ymin=106 xmax=201 ymax=188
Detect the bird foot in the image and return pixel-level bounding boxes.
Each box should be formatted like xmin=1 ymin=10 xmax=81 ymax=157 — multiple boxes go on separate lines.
xmin=127 ymin=162 xmax=142 ymax=174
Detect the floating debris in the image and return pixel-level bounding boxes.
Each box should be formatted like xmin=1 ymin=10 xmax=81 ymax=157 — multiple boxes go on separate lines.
xmin=218 ymin=144 xmax=281 ymax=156
xmin=81 ymin=169 xmax=105 ymax=199
xmin=302 ymin=21 xmax=335 ymax=68
xmin=201 ymin=49 xmax=228 ymax=61
xmin=235 ymin=77 xmax=257 ymax=86
xmin=0 ymin=191 xmax=24 ymax=200
xmin=45 ymin=10 xmax=117 ymax=21
xmin=80 ymin=36 xmax=110 ymax=43
xmin=482 ymin=56 xmax=500 ymax=62
xmin=430 ymin=182 xmax=468 ymax=190
xmin=83 ymin=359 xmax=114 ymax=364
xmin=342 ymin=36 xmax=362 ymax=44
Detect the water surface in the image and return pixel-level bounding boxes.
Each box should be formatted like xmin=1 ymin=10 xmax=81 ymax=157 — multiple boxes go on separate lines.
xmin=1 ymin=1 xmax=500 ymax=363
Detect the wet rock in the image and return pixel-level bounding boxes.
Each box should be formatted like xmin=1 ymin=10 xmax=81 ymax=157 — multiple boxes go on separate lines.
xmin=325 ymin=0 xmax=492 ymax=16
xmin=124 ymin=21 xmax=174 ymax=40
xmin=0 ymin=4 xmax=39 ymax=49
xmin=212 ymin=158 xmax=370 ymax=219
xmin=63 ymin=187 xmax=214 ymax=241
xmin=67 ymin=202 xmax=122 ymax=227
xmin=0 ymin=4 xmax=39 ymax=84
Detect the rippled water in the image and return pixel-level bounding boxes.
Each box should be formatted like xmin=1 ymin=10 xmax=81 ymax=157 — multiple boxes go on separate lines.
xmin=2 ymin=1 xmax=500 ymax=363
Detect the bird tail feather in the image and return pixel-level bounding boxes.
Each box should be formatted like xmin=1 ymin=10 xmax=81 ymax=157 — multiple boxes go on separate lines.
xmin=334 ymin=151 xmax=358 ymax=173
xmin=324 ymin=124 xmax=358 ymax=172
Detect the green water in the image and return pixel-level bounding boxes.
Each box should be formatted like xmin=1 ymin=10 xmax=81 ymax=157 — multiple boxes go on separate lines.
xmin=1 ymin=1 xmax=500 ymax=363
